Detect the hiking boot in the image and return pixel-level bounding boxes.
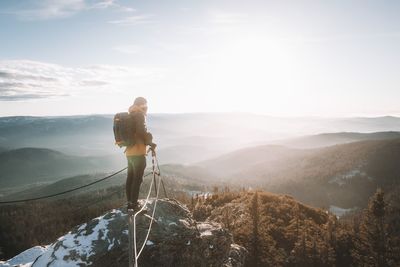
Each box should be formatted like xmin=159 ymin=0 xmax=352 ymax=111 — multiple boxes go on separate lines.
xmin=127 ymin=201 xmax=147 ymax=214
xmin=127 ymin=201 xmax=138 ymax=211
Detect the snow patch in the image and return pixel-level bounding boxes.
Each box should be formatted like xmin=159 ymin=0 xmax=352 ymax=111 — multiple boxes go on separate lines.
xmin=0 ymin=246 xmax=48 ymax=267
xmin=32 ymin=211 xmax=119 ymax=266
xmin=197 ymin=223 xmax=214 ymax=236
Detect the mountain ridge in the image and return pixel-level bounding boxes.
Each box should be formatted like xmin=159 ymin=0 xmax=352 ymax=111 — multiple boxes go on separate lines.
xmin=192 ymin=138 xmax=400 ymax=208
xmin=0 ymin=147 xmax=123 ymax=190
xmin=2 ymin=114 xmax=400 ymax=159
xmin=0 ymin=199 xmax=247 ymax=267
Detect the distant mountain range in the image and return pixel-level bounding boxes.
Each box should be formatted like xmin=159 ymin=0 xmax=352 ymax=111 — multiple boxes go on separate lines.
xmin=2 ymin=130 xmax=400 ymax=205
xmin=0 ymin=147 xmax=211 ymax=199
xmin=0 ymin=147 xmax=123 ymax=190
xmin=1 ymin=114 xmax=400 ymax=209
xmin=193 ymin=138 xmax=400 ymax=209
xmin=0 ymin=115 xmax=115 ymax=156
xmin=272 ymin=131 xmax=400 ymax=149
xmin=1 ymin=114 xmax=400 ymax=163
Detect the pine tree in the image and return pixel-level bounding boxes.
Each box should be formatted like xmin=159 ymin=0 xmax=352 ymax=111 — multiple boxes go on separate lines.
xmin=249 ymin=191 xmax=260 ymax=267
xmin=354 ymin=188 xmax=388 ymax=267
xmin=335 ymin=224 xmax=355 ymax=267
xmin=290 ymin=231 xmax=309 ymax=267
xmin=312 ymin=234 xmax=318 ymax=266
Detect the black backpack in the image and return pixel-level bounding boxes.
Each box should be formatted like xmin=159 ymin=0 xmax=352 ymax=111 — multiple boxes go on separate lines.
xmin=113 ymin=112 xmax=136 ymax=147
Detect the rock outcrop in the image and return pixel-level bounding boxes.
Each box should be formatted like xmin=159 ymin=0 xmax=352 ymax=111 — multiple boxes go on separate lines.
xmin=0 ymin=199 xmax=246 ymax=267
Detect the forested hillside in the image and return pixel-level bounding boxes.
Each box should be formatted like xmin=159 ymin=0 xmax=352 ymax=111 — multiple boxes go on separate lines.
xmin=196 ymin=138 xmax=400 ymax=209
xmin=192 ymin=190 xmax=400 ymax=267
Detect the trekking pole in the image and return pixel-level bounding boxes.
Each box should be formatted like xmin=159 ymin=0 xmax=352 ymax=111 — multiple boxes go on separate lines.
xmin=161 ymin=180 xmax=168 ymax=198
xmin=151 ymin=149 xmax=158 ymax=196
xmin=154 ymin=153 xmax=168 ymax=198
xmin=154 ymin=154 xmax=168 ymax=198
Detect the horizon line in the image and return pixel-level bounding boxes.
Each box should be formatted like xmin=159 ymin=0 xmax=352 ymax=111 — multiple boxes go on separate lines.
xmin=0 ymin=112 xmax=399 ymax=120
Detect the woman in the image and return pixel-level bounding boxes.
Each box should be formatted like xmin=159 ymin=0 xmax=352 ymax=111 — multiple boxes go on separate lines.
xmin=126 ymin=96 xmax=155 ymax=211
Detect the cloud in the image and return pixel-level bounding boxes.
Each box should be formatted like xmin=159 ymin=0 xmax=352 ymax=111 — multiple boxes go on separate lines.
xmin=0 ymin=93 xmax=67 ymax=101
xmin=10 ymin=0 xmax=86 ymax=20
xmin=88 ymin=0 xmax=135 ymax=12
xmin=7 ymin=0 xmax=134 ymax=20
xmin=0 ymin=81 xmax=69 ymax=101
xmin=0 ymin=70 xmax=58 ymax=82
xmin=0 ymin=60 xmax=160 ymax=101
xmin=108 ymin=14 xmax=154 ymax=26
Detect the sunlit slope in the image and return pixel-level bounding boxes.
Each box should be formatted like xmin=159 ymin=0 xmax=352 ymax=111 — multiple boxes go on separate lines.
xmin=195 ymin=139 xmax=400 ymax=208
xmin=194 ymin=191 xmax=336 ymax=266
xmin=273 ymin=131 xmax=400 ymax=149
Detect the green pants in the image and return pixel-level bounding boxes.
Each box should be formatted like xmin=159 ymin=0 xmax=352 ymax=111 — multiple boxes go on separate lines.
xmin=126 ymin=155 xmax=146 ymax=204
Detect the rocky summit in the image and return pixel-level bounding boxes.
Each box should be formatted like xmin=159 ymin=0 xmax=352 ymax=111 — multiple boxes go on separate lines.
xmin=0 ymin=199 xmax=246 ymax=267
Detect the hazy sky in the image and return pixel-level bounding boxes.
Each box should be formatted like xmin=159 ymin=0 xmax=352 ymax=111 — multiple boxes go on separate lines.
xmin=0 ymin=0 xmax=400 ymax=117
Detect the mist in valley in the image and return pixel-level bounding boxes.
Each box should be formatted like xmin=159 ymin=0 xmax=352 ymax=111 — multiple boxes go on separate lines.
xmin=1 ymin=113 xmax=400 ymax=210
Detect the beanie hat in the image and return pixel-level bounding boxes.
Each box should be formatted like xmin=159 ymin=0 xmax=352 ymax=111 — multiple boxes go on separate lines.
xmin=133 ymin=97 xmax=147 ymax=106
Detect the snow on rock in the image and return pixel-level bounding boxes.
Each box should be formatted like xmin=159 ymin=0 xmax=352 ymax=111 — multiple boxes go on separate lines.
xmin=2 ymin=199 xmax=246 ymax=267
xmin=32 ymin=209 xmax=123 ymax=266
xmin=145 ymin=240 xmax=154 ymax=246
xmin=0 ymin=246 xmax=48 ymax=267
xmin=197 ymin=222 xmax=217 ymax=236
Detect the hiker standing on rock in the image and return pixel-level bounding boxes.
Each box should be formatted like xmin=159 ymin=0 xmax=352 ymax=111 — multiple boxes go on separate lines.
xmin=125 ymin=97 xmax=156 ymax=211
